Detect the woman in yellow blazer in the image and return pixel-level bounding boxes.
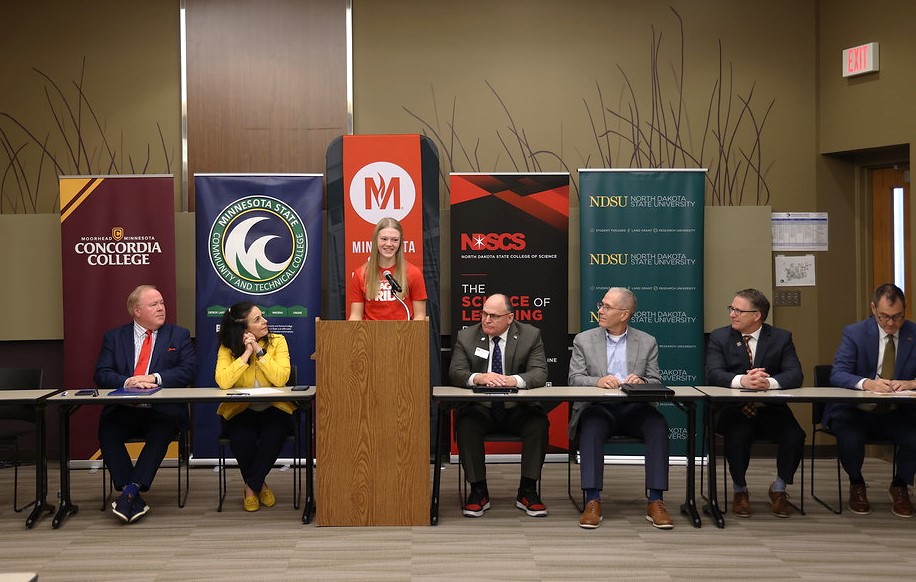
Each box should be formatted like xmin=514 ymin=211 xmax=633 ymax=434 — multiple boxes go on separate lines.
xmin=215 ymin=301 xmax=294 ymax=511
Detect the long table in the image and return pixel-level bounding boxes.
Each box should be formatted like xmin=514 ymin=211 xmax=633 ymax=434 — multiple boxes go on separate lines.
xmin=430 ymin=385 xmax=705 ymax=527
xmin=46 ymin=386 xmax=316 ymax=528
xmin=694 ymin=385 xmax=916 ymax=528
xmin=0 ymin=388 xmax=60 ymax=528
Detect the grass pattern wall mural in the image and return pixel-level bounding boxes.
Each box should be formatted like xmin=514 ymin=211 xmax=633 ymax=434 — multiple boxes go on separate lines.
xmin=0 ymin=58 xmax=173 ymax=214
xmin=404 ymin=7 xmax=772 ymax=206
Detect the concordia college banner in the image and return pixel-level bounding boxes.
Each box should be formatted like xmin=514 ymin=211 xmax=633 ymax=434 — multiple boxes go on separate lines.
xmin=194 ymin=174 xmax=323 ymax=458
xmin=60 ymin=175 xmax=177 ymax=460
xmin=579 ymin=169 xmax=705 ymax=456
xmin=450 ymin=173 xmax=570 ymax=453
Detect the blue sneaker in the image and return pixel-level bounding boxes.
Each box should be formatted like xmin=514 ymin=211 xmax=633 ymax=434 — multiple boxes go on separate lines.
xmin=129 ymin=494 xmax=150 ymax=523
xmin=111 ymin=492 xmax=133 ymax=523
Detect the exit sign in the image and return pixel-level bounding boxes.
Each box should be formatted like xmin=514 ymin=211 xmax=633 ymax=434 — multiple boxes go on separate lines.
xmin=842 ymin=42 xmax=879 ymax=77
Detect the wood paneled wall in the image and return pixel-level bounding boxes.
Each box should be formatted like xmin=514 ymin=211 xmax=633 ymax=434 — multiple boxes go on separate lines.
xmin=186 ymin=0 xmax=348 ymax=209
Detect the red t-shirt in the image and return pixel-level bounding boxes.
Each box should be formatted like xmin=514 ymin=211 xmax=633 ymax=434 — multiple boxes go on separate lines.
xmin=348 ymin=261 xmax=428 ymax=320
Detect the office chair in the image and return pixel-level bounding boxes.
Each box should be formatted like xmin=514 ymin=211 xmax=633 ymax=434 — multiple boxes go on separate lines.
xmin=0 ymin=367 xmax=44 ymax=512
xmin=100 ymin=406 xmax=192 ymax=510
xmin=217 ymin=365 xmax=302 ymax=511
xmin=810 ymin=364 xmax=896 ymax=514
xmin=567 ymin=433 xmax=644 ymax=512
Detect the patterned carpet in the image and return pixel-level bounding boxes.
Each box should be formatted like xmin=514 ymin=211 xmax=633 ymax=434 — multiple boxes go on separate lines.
xmin=0 ymin=457 xmax=913 ymax=581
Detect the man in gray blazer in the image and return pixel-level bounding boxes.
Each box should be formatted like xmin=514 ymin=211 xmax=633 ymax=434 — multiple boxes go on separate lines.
xmin=568 ymin=287 xmax=673 ymax=529
xmin=449 ymin=294 xmax=549 ymax=518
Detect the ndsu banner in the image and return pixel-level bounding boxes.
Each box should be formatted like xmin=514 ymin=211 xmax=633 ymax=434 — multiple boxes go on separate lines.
xmin=326 ymin=134 xmax=441 ymax=383
xmin=194 ymin=174 xmax=323 ymax=458
xmin=450 ymin=173 xmax=570 ymax=454
xmin=579 ymin=169 xmax=705 ymax=456
xmin=60 ymin=175 xmax=177 ymax=460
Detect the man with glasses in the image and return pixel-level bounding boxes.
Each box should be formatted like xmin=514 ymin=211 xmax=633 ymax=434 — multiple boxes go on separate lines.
xmin=706 ymin=288 xmax=805 ymax=519
xmin=449 ymin=293 xmax=549 ymax=518
xmin=826 ymin=283 xmax=916 ymax=518
xmin=568 ymin=287 xmax=673 ymax=529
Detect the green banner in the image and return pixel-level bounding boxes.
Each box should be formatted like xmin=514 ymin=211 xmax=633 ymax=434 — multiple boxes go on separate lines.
xmin=579 ymin=169 xmax=705 ymax=456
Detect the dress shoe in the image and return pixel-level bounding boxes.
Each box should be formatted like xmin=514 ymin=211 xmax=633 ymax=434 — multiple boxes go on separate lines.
xmin=579 ymin=499 xmax=602 ymax=529
xmin=244 ymin=493 xmax=260 ymax=512
xmin=259 ymin=485 xmax=276 ymax=508
xmin=768 ymin=487 xmax=792 ymax=518
xmin=888 ymin=484 xmax=913 ymax=518
xmin=646 ymin=500 xmax=674 ymax=529
xmin=848 ymin=483 xmax=870 ymax=515
xmin=731 ymin=491 xmax=752 ymax=517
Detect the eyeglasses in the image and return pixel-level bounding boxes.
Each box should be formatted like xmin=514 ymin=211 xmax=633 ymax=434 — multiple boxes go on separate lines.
xmin=597 ymin=302 xmax=627 ymax=312
xmin=481 ymin=311 xmax=511 ymax=321
xmin=727 ymin=306 xmax=758 ymax=315
xmin=876 ymin=313 xmax=905 ymax=323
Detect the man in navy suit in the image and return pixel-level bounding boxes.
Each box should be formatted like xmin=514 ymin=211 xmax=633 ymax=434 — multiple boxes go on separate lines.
xmin=706 ymin=289 xmax=805 ymax=519
xmin=827 ymin=283 xmax=916 ymax=518
xmin=568 ymin=287 xmax=673 ymax=530
xmin=449 ymin=294 xmax=549 ymax=518
xmin=95 ymin=285 xmax=196 ymax=524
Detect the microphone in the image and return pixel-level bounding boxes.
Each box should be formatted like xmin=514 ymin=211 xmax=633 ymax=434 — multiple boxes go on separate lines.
xmin=383 ymin=270 xmax=403 ymax=294
xmin=383 ymin=270 xmax=410 ymax=320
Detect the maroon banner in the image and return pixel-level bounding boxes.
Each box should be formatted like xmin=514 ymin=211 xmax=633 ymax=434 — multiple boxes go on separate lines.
xmin=60 ymin=175 xmax=177 ymax=459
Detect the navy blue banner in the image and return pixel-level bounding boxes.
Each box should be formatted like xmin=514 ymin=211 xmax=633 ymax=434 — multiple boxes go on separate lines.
xmin=193 ymin=174 xmax=323 ymax=458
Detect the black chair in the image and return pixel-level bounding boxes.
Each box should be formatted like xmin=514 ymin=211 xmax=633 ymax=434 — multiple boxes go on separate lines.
xmin=217 ymin=365 xmax=302 ymax=511
xmin=0 ymin=368 xmax=44 ymax=512
xmin=100 ymin=406 xmax=192 ymax=511
xmin=810 ymin=364 xmax=897 ymax=514
xmin=455 ymin=430 xmax=542 ymax=507
xmin=700 ymin=411 xmax=806 ymax=515
xmin=567 ymin=434 xmax=644 ymax=512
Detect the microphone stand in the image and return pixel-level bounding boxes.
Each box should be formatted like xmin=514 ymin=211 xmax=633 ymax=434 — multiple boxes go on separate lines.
xmin=394 ymin=295 xmax=411 ymax=320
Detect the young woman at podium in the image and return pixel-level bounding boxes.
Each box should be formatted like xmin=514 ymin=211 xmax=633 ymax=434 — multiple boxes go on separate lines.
xmin=215 ymin=301 xmax=295 ymax=512
xmin=348 ymin=217 xmax=427 ymax=321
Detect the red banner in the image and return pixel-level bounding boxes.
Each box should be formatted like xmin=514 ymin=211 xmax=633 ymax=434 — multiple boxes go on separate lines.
xmin=60 ymin=175 xmax=177 ymax=459
xmin=342 ymin=135 xmax=424 ymax=303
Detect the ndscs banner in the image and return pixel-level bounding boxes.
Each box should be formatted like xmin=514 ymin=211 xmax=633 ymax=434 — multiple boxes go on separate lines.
xmin=450 ymin=173 xmax=570 ymax=454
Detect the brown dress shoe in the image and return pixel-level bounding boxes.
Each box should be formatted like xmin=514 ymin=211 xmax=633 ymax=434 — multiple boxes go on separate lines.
xmin=731 ymin=491 xmax=752 ymax=517
xmin=888 ymin=485 xmax=913 ymax=518
xmin=579 ymin=499 xmax=602 ymax=529
xmin=768 ymin=487 xmax=792 ymax=518
xmin=848 ymin=483 xmax=871 ymax=515
xmin=646 ymin=500 xmax=674 ymax=529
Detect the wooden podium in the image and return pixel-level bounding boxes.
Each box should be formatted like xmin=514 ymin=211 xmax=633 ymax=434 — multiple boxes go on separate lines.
xmin=315 ymin=319 xmax=430 ymax=526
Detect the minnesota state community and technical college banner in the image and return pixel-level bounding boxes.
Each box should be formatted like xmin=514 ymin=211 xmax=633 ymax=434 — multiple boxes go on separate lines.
xmin=579 ymin=169 xmax=705 ymax=456
xmin=450 ymin=173 xmax=570 ymax=454
xmin=60 ymin=175 xmax=177 ymax=460
xmin=194 ymin=174 xmax=323 ymax=458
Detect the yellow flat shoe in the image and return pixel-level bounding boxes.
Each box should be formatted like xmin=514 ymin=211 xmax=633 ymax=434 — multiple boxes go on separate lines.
xmin=259 ymin=485 xmax=276 ymax=507
xmin=244 ymin=494 xmax=260 ymax=512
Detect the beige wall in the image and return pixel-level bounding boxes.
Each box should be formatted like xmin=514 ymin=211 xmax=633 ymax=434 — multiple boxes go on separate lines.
xmin=4 ymin=0 xmax=914 ymax=383
xmin=0 ymin=1 xmax=181 ymax=213
xmin=816 ymin=0 xmax=915 ymax=363
xmin=354 ymin=0 xmax=818 ymax=343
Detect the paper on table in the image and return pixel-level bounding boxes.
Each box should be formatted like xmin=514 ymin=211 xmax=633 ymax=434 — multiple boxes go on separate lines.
xmin=227 ymin=387 xmax=284 ymax=396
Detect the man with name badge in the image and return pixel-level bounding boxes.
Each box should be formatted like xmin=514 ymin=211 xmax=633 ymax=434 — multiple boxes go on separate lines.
xmin=449 ymin=293 xmax=549 ymax=518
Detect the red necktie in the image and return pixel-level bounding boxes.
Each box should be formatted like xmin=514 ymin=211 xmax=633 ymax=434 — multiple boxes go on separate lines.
xmin=134 ymin=330 xmax=153 ymax=376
